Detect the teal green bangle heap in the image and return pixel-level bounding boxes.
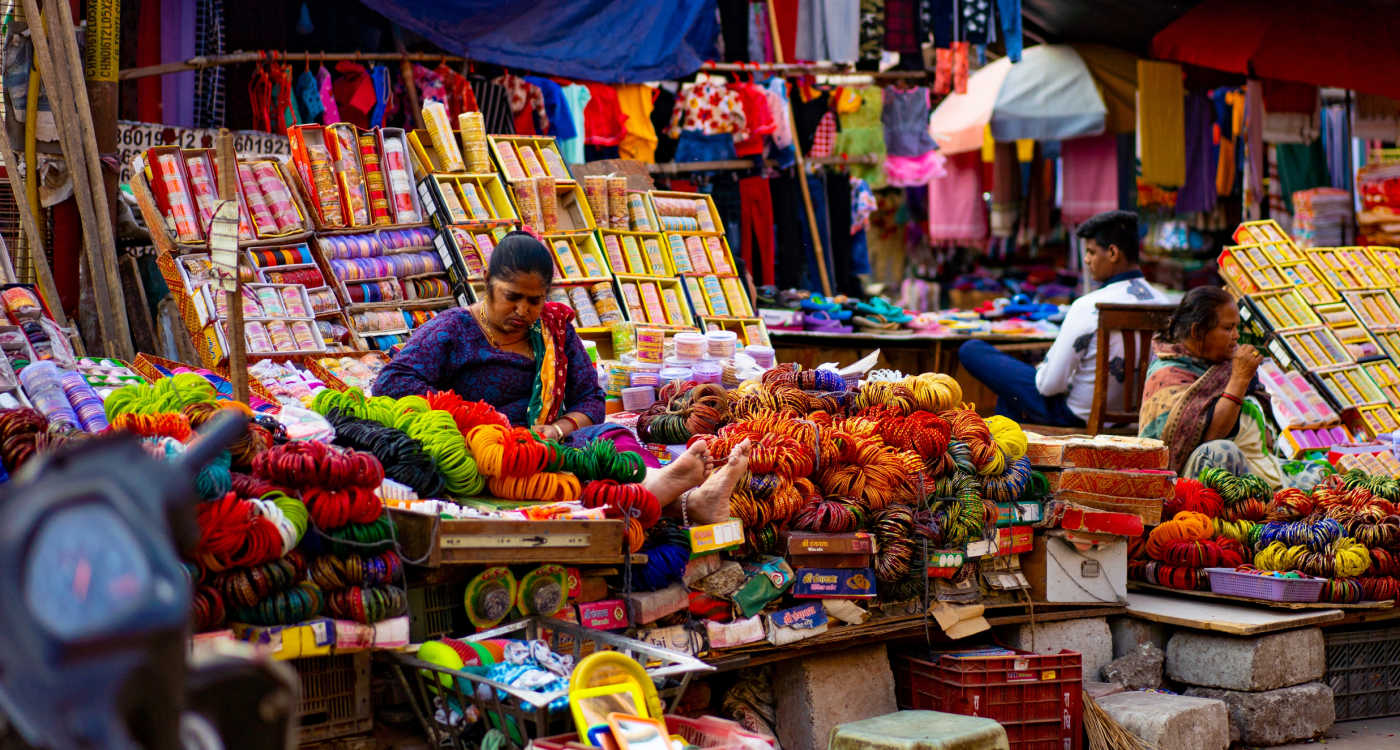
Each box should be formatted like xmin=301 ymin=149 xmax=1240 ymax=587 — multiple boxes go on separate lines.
xmin=545 ymin=438 xmax=647 ymax=483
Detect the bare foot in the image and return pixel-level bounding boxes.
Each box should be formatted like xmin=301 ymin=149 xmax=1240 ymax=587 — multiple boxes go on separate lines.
xmin=644 ymin=439 xmax=709 ymax=508
xmin=685 ymin=438 xmax=752 ymax=524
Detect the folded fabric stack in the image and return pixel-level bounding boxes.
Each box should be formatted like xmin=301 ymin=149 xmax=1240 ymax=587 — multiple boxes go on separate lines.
xmin=1292 ymin=187 xmax=1351 ymax=248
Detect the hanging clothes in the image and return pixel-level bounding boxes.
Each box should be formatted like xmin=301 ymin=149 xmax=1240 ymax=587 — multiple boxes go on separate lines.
xmin=413 ymin=64 xmax=448 ymax=108
xmin=883 ymin=0 xmax=920 ymax=55
xmin=802 ymin=173 xmax=835 ymax=293
xmin=651 ymin=85 xmax=679 ymax=163
xmin=583 ymin=83 xmax=627 ymax=148
xmin=558 ymin=83 xmax=591 ymax=164
xmin=1176 ymin=93 xmax=1217 ymax=214
xmin=1213 ymin=87 xmax=1244 ymax=197
xmin=825 ymin=173 xmax=858 ymax=296
xmin=927 ymin=151 xmax=987 ymax=242
xmin=797 ymin=0 xmax=861 ymax=63
xmin=792 ymin=88 xmax=833 ymax=155
xmin=882 ymin=86 xmax=944 ymax=186
xmin=295 ymin=69 xmax=323 ymax=125
xmin=749 ymin=1 xmax=774 ymax=63
xmin=998 ymin=0 xmax=1023 ymax=63
xmin=437 ymin=64 xmax=477 ymax=118
xmin=858 ymin=0 xmax=884 ymax=70
xmin=1023 ymin=144 xmax=1054 ymax=242
xmin=809 ymin=112 xmax=840 ymax=158
xmin=1276 ymin=140 xmax=1329 ymax=208
xmin=961 ymin=0 xmax=993 ymax=45
xmin=470 ymin=74 xmax=515 ymax=134
xmin=1243 ymin=80 xmax=1264 ymax=216
xmin=1137 ymin=60 xmax=1186 ymax=187
xmin=667 ymin=77 xmax=747 ymax=139
xmin=522 ymin=76 xmax=577 ymax=141
xmin=718 ymin=0 xmax=750 ymax=61
xmin=1322 ymin=105 xmax=1349 ymax=191
xmin=369 ymin=65 xmax=391 ymax=128
xmin=990 ymin=141 xmax=1020 ymax=238
xmin=739 ymin=176 xmax=777 ymax=286
xmin=770 ymin=171 xmax=809 ymax=289
xmin=314 ymin=65 xmax=340 ymax=126
xmin=731 ymin=81 xmax=776 ymax=158
xmin=332 ymin=61 xmax=375 ymax=129
xmin=850 ymin=176 xmax=876 ymax=274
xmin=771 ymin=0 xmax=800 ymax=62
xmin=1062 ymin=133 xmax=1118 ymax=225
xmin=834 ymin=85 xmax=886 ymax=188
xmin=498 ymin=72 xmax=543 ymax=135
xmin=616 ymin=84 xmax=658 ymax=162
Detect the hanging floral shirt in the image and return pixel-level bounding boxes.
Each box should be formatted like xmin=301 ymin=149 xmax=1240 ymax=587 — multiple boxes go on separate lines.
xmin=496 ymin=72 xmax=548 ymax=135
xmin=851 ymin=177 xmax=877 ymax=235
xmin=666 ymin=77 xmax=748 ymax=140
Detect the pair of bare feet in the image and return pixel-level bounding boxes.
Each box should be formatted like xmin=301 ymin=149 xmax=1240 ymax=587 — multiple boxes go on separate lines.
xmin=643 ymin=437 xmax=752 ymax=525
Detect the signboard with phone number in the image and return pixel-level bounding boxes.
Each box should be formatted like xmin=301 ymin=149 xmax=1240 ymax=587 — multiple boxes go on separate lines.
xmin=116 ymin=121 xmax=289 ymax=185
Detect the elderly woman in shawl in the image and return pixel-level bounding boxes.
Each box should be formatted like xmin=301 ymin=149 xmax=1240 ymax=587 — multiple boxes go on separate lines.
xmin=1138 ymin=286 xmax=1287 ymax=486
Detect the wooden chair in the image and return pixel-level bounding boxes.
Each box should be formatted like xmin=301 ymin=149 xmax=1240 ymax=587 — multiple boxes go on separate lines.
xmin=1087 ymin=302 xmax=1177 ymax=434
xmin=1021 ymin=302 xmax=1175 ymax=436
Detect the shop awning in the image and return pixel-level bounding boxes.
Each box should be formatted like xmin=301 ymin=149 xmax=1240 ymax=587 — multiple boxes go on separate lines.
xmin=1150 ymin=0 xmax=1400 ymax=100
xmin=359 ymin=0 xmax=718 ymax=83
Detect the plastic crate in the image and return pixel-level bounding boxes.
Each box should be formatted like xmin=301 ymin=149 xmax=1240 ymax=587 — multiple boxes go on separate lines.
xmin=408 ymin=581 xmax=459 ymax=643
xmin=1326 ymin=626 xmax=1400 ymax=720
xmin=892 ymin=648 xmax=1082 ymax=750
xmin=1204 ymin=568 xmax=1325 ymax=602
xmin=296 ymin=652 xmax=373 ymax=744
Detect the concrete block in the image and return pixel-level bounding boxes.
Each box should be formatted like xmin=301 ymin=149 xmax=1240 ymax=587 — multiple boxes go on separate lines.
xmin=828 ymin=711 xmax=1008 ymax=750
xmin=1095 ymin=691 xmax=1229 ymax=750
xmin=1166 ymin=627 xmax=1324 ymax=691
xmin=1005 ymin=616 xmax=1112 ymax=682
xmin=1184 ymin=682 xmax=1334 ymax=746
xmin=1083 ymin=681 xmax=1125 ymax=699
xmin=1101 ymin=642 xmax=1164 ymax=689
xmin=1109 ymin=615 xmax=1167 ymax=658
xmin=774 ymin=644 xmax=897 ymax=750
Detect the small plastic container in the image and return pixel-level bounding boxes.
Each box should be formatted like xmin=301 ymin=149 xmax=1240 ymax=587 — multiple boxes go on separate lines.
xmin=673 ymin=331 xmax=707 ymax=361
xmin=659 ymin=365 xmax=693 ymax=383
xmin=620 ymin=385 xmax=656 ymax=411
xmin=691 ymin=360 xmax=721 ymax=384
xmin=629 ymin=364 xmax=661 ymax=388
xmin=744 ymin=344 xmax=775 ymax=369
xmin=706 ymin=329 xmax=738 ymax=359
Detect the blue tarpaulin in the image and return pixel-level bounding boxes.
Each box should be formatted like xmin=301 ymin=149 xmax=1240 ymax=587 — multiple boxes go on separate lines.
xmin=362 ymin=0 xmax=718 ymax=83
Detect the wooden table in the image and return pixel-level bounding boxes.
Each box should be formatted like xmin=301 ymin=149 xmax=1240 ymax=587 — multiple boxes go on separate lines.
xmin=771 ymin=330 xmax=1056 ymax=414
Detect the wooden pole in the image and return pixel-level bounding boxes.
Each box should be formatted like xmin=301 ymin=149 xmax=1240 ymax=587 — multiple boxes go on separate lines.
xmin=21 ymin=0 xmax=132 ymax=357
xmin=119 ymin=50 xmax=467 ymax=81
xmin=764 ymin=0 xmax=833 ymax=297
xmin=392 ymin=27 xmax=427 ymax=132
xmin=215 ymin=131 xmax=249 ymax=403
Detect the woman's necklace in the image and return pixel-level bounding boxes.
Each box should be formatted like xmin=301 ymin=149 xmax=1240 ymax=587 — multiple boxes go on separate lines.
xmin=474 ymin=303 xmax=523 ymax=350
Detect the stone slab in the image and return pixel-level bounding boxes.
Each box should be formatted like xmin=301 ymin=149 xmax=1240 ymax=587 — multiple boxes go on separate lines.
xmin=1166 ymin=627 xmax=1324 ymax=691
xmin=1184 ymin=682 xmax=1334 ymax=746
xmin=1096 ymin=691 xmax=1229 ymax=750
xmin=1101 ymin=642 xmax=1164 ymax=689
xmin=1109 ymin=615 xmax=1167 ymax=658
xmin=774 ymin=644 xmax=897 ymax=750
xmin=1005 ymin=616 xmax=1112 ymax=681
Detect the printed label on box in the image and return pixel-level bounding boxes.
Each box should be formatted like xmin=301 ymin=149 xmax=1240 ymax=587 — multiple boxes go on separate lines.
xmin=768 ymin=601 xmax=826 ymax=630
xmin=577 ymin=599 xmax=628 ymax=630
xmin=792 ymin=568 xmax=877 ymax=598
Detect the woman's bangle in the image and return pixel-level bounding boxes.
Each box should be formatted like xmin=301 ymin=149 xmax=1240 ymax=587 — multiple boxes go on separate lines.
xmin=559 ymin=414 xmax=582 ymax=433
xmin=1221 ymin=391 xmax=1243 ymax=407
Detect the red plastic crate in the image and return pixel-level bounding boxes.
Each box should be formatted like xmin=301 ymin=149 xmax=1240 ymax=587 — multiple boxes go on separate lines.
xmin=892 ymin=649 xmax=1082 ymax=750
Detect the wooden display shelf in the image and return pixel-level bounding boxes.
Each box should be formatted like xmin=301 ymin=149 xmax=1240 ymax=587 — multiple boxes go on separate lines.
xmin=703 ymin=601 xmax=1127 ymax=672
xmin=390 ymin=508 xmax=627 ymax=566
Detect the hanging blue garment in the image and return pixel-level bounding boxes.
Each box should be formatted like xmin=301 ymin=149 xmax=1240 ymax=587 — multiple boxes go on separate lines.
xmin=369 ymin=65 xmax=390 ymax=127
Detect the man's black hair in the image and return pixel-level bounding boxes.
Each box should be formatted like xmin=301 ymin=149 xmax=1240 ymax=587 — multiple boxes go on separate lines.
xmin=1075 ymin=210 xmax=1139 ymax=263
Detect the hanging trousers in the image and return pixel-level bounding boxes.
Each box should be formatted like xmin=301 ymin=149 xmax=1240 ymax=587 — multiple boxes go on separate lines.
xmin=739 ymin=176 xmax=777 ymax=286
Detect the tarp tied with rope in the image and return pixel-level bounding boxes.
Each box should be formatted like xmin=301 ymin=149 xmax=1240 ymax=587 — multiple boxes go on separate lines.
xmin=360 ymin=0 xmax=719 ymax=83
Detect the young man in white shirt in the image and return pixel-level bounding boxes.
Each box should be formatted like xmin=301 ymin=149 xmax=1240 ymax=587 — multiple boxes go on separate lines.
xmin=957 ymin=210 xmax=1168 ymax=427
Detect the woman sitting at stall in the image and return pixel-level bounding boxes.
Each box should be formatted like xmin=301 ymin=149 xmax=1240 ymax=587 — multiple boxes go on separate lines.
xmin=374 ymin=231 xmax=747 ymax=521
xmin=1138 ymin=286 xmax=1289 ymax=485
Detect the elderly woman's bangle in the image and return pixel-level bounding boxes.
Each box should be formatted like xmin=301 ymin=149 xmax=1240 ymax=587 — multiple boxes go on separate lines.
xmin=1221 ymin=391 xmax=1243 ymax=407
xmin=560 ymin=414 xmax=582 ymax=433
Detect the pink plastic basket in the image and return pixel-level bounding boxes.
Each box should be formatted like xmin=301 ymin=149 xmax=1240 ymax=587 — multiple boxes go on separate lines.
xmin=1204 ymin=567 xmax=1325 ymax=602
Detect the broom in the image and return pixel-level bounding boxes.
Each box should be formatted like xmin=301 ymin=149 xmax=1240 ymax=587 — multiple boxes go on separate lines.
xmin=1082 ymin=690 xmax=1155 ymax=750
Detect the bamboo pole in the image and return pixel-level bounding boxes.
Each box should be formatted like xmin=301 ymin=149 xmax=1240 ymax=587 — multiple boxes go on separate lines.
xmin=21 ymin=0 xmax=132 ymax=357
xmin=764 ymin=0 xmax=833 ymax=297
xmin=392 ymin=27 xmax=427 ymax=131
xmin=119 ymin=50 xmax=466 ymax=81
xmin=215 ymin=131 xmax=249 ymax=403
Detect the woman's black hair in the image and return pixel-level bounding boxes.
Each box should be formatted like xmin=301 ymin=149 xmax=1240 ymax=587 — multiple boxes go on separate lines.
xmin=486 ymin=231 xmax=555 ymax=286
xmin=1162 ymin=286 xmax=1235 ymax=343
